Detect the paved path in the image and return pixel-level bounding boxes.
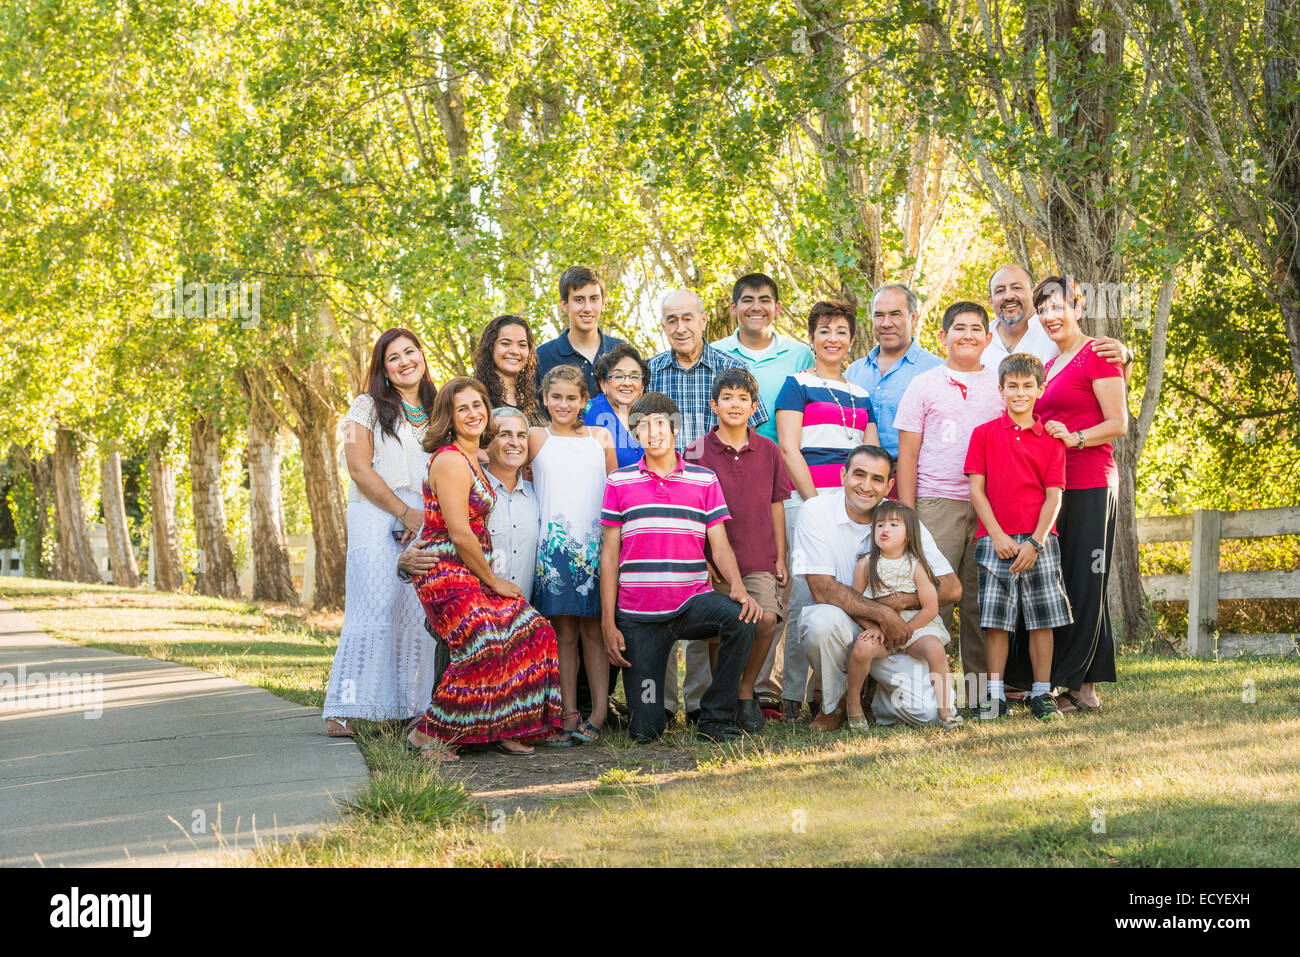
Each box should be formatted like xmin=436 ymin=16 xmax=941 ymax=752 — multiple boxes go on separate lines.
xmin=0 ymin=603 xmax=369 ymax=867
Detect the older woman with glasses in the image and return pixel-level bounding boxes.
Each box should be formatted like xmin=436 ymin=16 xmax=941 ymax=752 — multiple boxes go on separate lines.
xmin=585 ymin=343 xmax=650 ymax=468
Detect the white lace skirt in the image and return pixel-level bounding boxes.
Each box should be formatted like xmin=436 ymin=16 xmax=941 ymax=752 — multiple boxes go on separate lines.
xmin=323 ymin=487 xmax=436 ymax=721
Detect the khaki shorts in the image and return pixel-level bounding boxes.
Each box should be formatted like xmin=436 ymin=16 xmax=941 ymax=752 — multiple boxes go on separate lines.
xmin=711 ymin=571 xmax=789 ymax=623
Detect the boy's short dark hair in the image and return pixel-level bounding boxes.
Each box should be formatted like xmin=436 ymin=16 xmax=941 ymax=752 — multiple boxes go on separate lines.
xmin=941 ymin=301 xmax=990 ymax=333
xmin=559 ymin=266 xmax=605 ymax=301
xmin=629 ymin=391 xmax=680 ymax=434
xmin=711 ymin=367 xmax=760 ymax=402
xmin=807 ymin=300 xmax=857 ymax=340
xmin=998 ymin=352 xmax=1047 ymax=387
xmin=843 ymin=444 xmax=894 ymax=476
xmin=731 ymin=272 xmax=779 ymax=303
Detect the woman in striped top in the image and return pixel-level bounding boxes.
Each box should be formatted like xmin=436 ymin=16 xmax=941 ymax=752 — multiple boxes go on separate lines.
xmin=772 ymin=300 xmax=879 ymax=720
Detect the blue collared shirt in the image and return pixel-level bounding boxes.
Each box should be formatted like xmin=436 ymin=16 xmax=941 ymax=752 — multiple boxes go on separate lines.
xmin=649 ymin=342 xmax=771 ymax=453
xmin=712 ymin=331 xmax=814 ymax=444
xmin=534 ymin=328 xmax=625 ymax=412
xmin=844 ymin=337 xmax=943 ymax=459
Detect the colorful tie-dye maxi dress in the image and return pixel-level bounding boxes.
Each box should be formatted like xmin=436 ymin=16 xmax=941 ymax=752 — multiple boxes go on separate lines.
xmin=411 ymin=446 xmax=562 ymax=744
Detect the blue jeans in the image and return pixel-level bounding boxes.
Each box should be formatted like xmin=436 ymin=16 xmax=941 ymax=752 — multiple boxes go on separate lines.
xmin=616 ymin=592 xmax=755 ymax=741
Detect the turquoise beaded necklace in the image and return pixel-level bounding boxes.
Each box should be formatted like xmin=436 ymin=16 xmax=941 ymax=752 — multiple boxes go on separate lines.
xmin=401 ymin=399 xmax=428 ymax=426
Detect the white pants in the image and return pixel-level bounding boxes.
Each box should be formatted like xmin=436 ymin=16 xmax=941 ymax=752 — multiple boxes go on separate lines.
xmin=799 ymin=603 xmax=951 ymax=727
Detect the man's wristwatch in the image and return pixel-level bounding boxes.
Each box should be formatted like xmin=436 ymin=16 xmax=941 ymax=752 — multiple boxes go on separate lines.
xmin=1075 ymin=430 xmax=1086 ymax=449
xmin=1028 ymin=537 xmax=1044 ymax=553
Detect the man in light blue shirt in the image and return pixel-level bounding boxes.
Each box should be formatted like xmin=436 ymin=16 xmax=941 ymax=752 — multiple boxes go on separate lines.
xmin=844 ymin=283 xmax=943 ymax=460
xmin=711 ymin=273 xmax=814 ymax=445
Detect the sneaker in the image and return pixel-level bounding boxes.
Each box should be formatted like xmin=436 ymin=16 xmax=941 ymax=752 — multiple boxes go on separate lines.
xmin=1029 ymin=693 xmax=1064 ymax=720
xmin=1005 ymin=688 xmax=1030 ymax=709
xmin=978 ymin=697 xmax=1011 ymax=720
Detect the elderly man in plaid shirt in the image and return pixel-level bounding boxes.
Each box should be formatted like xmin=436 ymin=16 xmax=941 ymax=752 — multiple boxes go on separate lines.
xmin=649 ymin=289 xmax=770 ymax=454
xmin=647 ymin=288 xmax=771 ymax=723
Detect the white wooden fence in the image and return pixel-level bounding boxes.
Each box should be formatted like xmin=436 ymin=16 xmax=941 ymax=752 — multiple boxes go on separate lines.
xmin=1138 ymin=506 xmax=1300 ymax=657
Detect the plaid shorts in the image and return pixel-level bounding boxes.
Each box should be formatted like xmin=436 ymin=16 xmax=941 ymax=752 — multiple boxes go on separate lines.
xmin=975 ymin=533 xmax=1074 ymax=632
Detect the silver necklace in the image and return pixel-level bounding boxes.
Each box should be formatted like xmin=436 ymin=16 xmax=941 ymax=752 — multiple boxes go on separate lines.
xmin=816 ymin=372 xmax=857 ymax=442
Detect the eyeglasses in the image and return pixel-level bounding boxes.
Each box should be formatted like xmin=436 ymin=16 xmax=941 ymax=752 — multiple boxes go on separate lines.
xmin=607 ymin=372 xmax=643 ymax=383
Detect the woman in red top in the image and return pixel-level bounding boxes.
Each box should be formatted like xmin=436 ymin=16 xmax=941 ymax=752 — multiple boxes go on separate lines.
xmin=1005 ymin=277 xmax=1128 ymax=713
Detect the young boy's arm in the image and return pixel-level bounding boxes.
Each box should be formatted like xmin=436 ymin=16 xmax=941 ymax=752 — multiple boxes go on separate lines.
xmin=771 ymin=501 xmax=788 ymax=586
xmin=896 ymin=430 xmax=921 ymax=509
xmin=706 ymin=524 xmax=762 ymax=623
xmin=1009 ymin=486 xmax=1064 ymax=574
xmin=600 ymin=524 xmax=631 ymax=667
xmin=968 ymin=474 xmax=1018 ymax=560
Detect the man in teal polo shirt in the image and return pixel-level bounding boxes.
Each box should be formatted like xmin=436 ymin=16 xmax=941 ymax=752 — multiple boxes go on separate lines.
xmin=844 ymin=283 xmax=943 ymax=460
xmin=712 ymin=273 xmax=814 ymax=445
xmin=712 ymin=272 xmax=813 ymax=705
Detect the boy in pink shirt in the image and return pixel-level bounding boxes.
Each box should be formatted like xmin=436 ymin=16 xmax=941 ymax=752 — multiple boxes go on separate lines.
xmin=964 ymin=353 xmax=1073 ymax=721
xmin=894 ymin=301 xmax=1003 ymax=694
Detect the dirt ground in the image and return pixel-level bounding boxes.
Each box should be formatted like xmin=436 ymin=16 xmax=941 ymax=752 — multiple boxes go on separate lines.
xmin=438 ymin=741 xmax=703 ymax=815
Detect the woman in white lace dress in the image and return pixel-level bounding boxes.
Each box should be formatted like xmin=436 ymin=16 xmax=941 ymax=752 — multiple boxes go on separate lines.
xmin=323 ymin=328 xmax=439 ymax=735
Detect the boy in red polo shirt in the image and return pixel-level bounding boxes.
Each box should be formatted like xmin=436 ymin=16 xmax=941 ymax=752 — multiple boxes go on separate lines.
xmin=685 ymin=368 xmax=793 ymax=733
xmin=964 ymin=353 xmax=1073 ymax=721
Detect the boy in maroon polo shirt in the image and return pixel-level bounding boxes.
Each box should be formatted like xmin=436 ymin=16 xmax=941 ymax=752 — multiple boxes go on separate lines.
xmin=965 ymin=353 xmax=1073 ymax=721
xmin=685 ymin=368 xmax=793 ymax=733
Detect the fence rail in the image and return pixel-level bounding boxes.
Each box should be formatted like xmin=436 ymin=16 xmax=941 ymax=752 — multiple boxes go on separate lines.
xmin=1137 ymin=506 xmax=1300 ymax=658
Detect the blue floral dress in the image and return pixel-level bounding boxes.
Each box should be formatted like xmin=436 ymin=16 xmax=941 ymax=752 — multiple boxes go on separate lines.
xmin=530 ymin=429 xmax=606 ymax=617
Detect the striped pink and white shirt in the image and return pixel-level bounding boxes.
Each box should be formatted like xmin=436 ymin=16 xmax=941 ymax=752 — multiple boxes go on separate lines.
xmin=600 ymin=454 xmax=730 ymax=621
xmin=775 ymin=371 xmax=874 ymax=491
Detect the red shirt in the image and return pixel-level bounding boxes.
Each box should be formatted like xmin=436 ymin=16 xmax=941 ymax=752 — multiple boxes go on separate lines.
xmin=686 ymin=427 xmax=792 ymax=577
xmin=1036 ymin=342 xmax=1124 ymax=489
xmin=964 ymin=413 xmax=1067 ymax=538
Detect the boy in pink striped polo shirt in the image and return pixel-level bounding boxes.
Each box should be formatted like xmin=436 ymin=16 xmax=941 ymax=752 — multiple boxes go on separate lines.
xmin=600 ymin=392 xmax=762 ymax=743
xmin=894 ymin=301 xmax=1002 ymax=697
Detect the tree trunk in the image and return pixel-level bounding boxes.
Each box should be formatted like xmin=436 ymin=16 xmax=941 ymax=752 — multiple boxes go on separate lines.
xmin=245 ymin=377 xmax=297 ymax=604
xmin=147 ymin=437 xmax=185 ymax=591
xmin=188 ymin=416 xmax=241 ymax=598
xmin=276 ymin=361 xmax=348 ymax=610
xmin=13 ymin=445 xmax=55 ymax=577
xmin=51 ymin=428 xmax=102 ymax=583
xmin=98 ymin=439 xmax=140 ymax=587
xmin=1262 ymin=0 xmax=1300 ymax=403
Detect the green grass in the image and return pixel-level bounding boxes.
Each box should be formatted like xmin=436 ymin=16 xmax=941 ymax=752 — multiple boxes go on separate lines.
xmin=4 ymin=576 xmax=1299 ymax=867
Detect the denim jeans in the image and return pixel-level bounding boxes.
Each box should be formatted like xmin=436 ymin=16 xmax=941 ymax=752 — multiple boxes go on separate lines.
xmin=616 ymin=592 xmax=756 ymax=741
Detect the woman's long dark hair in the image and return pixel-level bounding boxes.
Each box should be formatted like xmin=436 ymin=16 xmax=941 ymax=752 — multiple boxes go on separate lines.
xmin=365 ymin=328 xmax=438 ymax=441
xmin=473 ymin=315 xmax=539 ymax=422
xmin=865 ymin=500 xmax=938 ymax=598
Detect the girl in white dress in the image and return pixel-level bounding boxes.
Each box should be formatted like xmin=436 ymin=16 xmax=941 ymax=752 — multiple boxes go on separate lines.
xmin=845 ymin=501 xmax=961 ymax=729
xmin=323 ymin=328 xmax=438 ymax=735
xmin=527 ymin=364 xmax=617 ymax=744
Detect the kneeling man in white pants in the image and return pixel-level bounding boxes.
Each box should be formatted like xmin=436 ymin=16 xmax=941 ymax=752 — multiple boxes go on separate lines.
xmin=792 ymin=445 xmax=962 ymax=731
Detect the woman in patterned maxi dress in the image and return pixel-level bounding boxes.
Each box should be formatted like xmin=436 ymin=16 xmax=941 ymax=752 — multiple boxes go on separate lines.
xmin=406 ymin=377 xmax=562 ymax=760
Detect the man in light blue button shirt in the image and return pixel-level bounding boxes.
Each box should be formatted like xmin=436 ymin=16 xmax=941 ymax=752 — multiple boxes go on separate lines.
xmin=712 ymin=273 xmax=814 ymax=445
xmin=844 ymin=283 xmax=943 ymax=460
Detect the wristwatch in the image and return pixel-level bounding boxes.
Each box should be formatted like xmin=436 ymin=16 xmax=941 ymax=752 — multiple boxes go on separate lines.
xmin=1074 ymin=430 xmax=1086 ymax=449
xmin=1029 ymin=537 xmax=1044 ymax=553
